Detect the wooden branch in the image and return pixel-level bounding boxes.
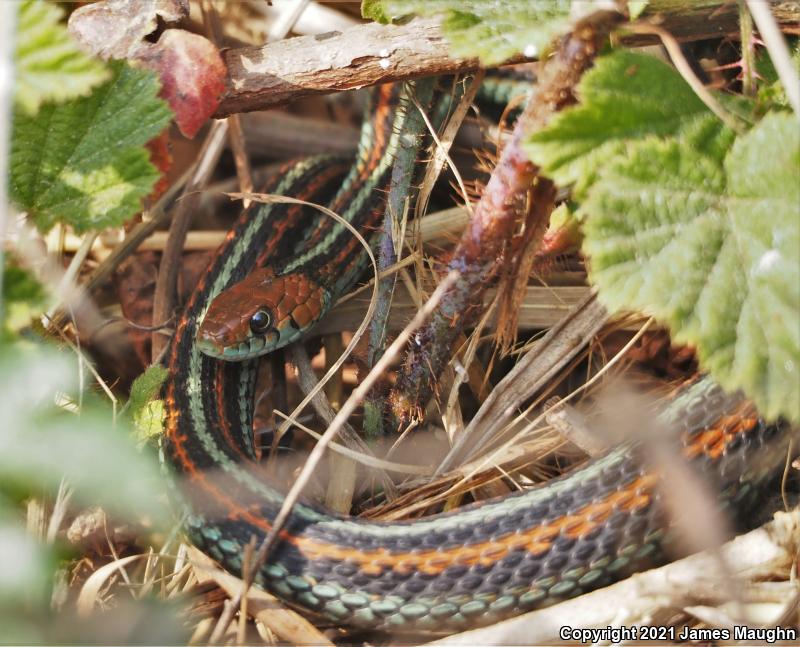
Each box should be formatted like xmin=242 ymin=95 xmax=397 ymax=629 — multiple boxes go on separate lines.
xmin=151 ymin=122 xmax=228 ymax=362
xmin=215 ymin=18 xmax=519 ymax=116
xmin=214 ymin=3 xmax=799 ymax=117
xmin=240 ymin=112 xmax=359 ymax=158
xmin=628 ymin=0 xmax=800 ymax=45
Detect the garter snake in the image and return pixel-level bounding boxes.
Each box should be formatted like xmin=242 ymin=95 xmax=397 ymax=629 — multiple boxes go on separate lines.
xmin=163 ymin=82 xmax=794 ymax=631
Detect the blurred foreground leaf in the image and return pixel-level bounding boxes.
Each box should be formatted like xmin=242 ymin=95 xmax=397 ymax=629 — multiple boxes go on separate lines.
xmin=378 ymin=0 xmax=571 ymax=64
xmin=0 ymin=345 xmax=168 ymax=522
xmin=1 ymin=264 xmax=49 ymax=339
xmin=129 ymin=365 xmax=168 ymax=446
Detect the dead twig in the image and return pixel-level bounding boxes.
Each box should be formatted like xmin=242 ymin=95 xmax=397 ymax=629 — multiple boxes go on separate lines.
xmin=214 ymin=3 xmax=800 ymax=116
xmin=151 ymin=120 xmax=228 ymax=362
xmin=215 ymin=18 xmax=524 ymax=116
xmin=389 ymin=18 xmax=620 ymax=426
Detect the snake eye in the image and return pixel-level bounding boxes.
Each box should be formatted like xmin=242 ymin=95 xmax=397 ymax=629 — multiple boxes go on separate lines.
xmin=249 ymin=309 xmax=272 ymax=335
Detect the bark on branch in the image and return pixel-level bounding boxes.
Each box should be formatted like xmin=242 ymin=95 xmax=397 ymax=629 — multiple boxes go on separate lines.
xmin=215 ymin=18 xmax=508 ymax=116
xmin=214 ymin=2 xmax=799 ymax=117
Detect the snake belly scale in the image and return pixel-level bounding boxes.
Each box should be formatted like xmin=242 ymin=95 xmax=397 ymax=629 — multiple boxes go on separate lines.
xmin=163 ymin=82 xmax=793 ymax=631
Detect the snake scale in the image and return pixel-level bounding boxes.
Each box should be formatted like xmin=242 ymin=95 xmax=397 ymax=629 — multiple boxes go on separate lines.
xmin=163 ymin=82 xmax=793 ymax=631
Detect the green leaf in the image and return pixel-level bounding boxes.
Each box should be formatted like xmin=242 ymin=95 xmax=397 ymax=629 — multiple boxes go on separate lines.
xmin=134 ymin=400 xmax=165 ymax=448
xmin=2 ymin=263 xmax=49 ymax=337
xmin=627 ymin=1 xmax=649 ymax=20
xmin=2 ymin=265 xmax=46 ymax=305
xmin=381 ymin=0 xmax=571 ymax=65
xmin=583 ymin=113 xmax=800 ymax=422
xmin=755 ymin=39 xmax=800 ymax=111
xmin=128 ymin=365 xmax=168 ymax=446
xmin=128 ymin=365 xmax=169 ymax=420
xmin=361 ymin=0 xmax=390 ymax=23
xmin=14 ymin=0 xmax=109 ymax=113
xmin=10 ymin=62 xmax=172 ymax=234
xmin=526 ymin=50 xmax=736 ymax=198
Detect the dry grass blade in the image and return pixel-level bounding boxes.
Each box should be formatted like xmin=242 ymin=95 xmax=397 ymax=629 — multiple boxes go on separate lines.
xmin=226 ymin=115 xmax=253 ymax=208
xmin=49 ymin=204 xmax=468 ymax=262
xmin=274 ymin=410 xmax=433 ymax=476
xmin=545 ymin=398 xmax=608 ymax=456
xmin=47 ymin=479 xmax=73 ymax=543
xmin=77 ymin=554 xmax=147 ymax=616
xmin=442 ymin=293 xmax=499 ymax=444
xmin=414 ymin=73 xmax=483 ymax=220
xmin=437 ymin=292 xmax=609 ymax=474
xmin=320 ymin=284 xmax=632 ymax=338
xmin=45 ymin=232 xmax=97 ymax=321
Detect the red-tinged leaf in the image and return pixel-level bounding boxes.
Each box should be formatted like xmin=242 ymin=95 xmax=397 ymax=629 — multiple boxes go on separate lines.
xmin=69 ymin=1 xmax=226 ymax=137
xmin=146 ymin=131 xmax=172 ymax=201
xmin=68 ymin=0 xmax=188 ymax=60
xmin=135 ymin=30 xmax=226 ymax=138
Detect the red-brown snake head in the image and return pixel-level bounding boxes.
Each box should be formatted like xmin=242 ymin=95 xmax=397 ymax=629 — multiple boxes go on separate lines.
xmin=196 ymin=268 xmax=330 ymax=360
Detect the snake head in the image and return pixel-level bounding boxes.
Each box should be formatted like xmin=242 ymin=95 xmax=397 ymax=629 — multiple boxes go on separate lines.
xmin=196 ymin=268 xmax=330 ymax=360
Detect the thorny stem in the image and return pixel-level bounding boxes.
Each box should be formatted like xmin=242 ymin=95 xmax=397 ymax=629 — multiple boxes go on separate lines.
xmin=388 ymin=18 xmax=621 ymax=427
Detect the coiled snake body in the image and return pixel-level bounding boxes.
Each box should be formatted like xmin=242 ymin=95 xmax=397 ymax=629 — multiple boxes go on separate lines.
xmin=163 ymin=83 xmax=793 ymax=631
